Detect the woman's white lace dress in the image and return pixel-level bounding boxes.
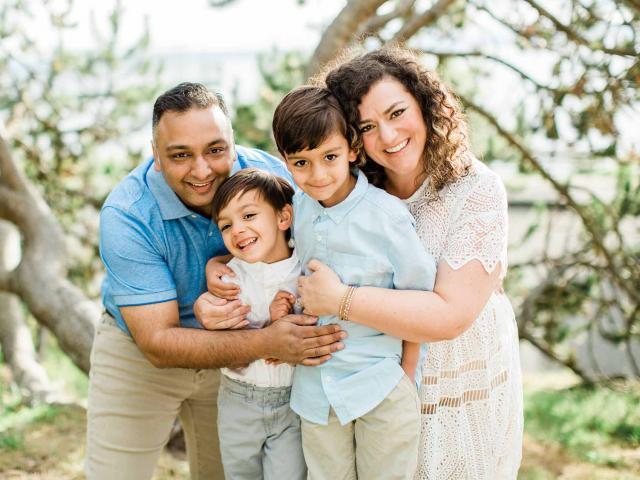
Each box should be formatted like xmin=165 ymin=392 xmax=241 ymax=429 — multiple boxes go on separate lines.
xmin=404 ymin=158 xmax=523 ymax=479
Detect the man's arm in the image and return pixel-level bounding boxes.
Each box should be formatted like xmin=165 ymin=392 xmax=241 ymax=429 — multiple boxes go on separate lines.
xmin=122 ymin=299 xmax=345 ymax=369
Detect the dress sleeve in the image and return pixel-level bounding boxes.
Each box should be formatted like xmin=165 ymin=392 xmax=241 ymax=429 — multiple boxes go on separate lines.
xmin=442 ymin=171 xmax=508 ymax=276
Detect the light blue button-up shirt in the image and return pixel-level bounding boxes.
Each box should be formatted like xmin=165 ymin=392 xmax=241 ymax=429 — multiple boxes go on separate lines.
xmin=290 ymin=170 xmax=437 ymax=425
xmin=100 ymin=146 xmax=292 ymax=334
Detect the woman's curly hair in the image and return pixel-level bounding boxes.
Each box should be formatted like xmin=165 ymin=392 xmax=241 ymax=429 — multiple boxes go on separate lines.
xmin=323 ymin=45 xmax=470 ymax=193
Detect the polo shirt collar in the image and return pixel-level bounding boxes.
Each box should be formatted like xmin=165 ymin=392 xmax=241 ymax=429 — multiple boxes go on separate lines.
xmin=308 ymin=170 xmax=368 ymax=224
xmin=146 ymin=163 xmax=194 ymax=220
xmin=146 ymin=151 xmax=239 ymax=221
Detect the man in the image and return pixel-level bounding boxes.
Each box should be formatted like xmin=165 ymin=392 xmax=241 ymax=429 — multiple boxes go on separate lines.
xmin=86 ymin=83 xmax=345 ymax=480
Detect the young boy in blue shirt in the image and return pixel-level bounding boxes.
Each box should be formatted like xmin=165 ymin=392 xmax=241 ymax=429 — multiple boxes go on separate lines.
xmin=271 ymin=86 xmax=437 ymax=479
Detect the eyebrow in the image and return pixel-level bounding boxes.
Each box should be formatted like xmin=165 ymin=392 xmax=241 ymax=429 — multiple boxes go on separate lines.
xmin=165 ymin=139 xmax=227 ymax=152
xmin=359 ymin=101 xmax=405 ymax=125
xmin=287 ymin=146 xmax=342 ymax=161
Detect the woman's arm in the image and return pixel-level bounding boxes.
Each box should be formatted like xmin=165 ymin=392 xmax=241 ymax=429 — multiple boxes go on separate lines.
xmin=298 ymin=258 xmax=501 ymax=343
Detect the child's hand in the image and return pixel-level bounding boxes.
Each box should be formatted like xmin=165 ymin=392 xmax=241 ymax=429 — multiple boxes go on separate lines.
xmin=269 ymin=290 xmax=296 ymax=322
xmin=401 ymin=363 xmax=416 ymax=382
xmin=206 ymin=257 xmax=240 ymax=300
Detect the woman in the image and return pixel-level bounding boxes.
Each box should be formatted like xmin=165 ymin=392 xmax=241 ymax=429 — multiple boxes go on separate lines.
xmin=298 ymin=46 xmax=523 ymax=479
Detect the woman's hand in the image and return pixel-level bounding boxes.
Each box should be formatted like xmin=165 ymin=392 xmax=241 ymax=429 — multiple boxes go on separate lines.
xmin=298 ymin=259 xmax=347 ymax=317
xmin=206 ymin=256 xmax=240 ymax=300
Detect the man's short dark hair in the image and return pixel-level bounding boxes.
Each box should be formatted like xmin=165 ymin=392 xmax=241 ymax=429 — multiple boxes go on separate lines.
xmin=212 ymin=168 xmax=294 ymax=227
xmin=272 ymin=85 xmax=360 ymax=160
xmin=152 ymin=82 xmax=228 ymax=137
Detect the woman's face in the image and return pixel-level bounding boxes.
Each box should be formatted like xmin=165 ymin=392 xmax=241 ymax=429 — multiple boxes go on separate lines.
xmin=358 ymin=77 xmax=427 ymax=185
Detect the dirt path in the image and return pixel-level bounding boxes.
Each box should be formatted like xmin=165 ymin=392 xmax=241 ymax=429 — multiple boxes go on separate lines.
xmin=1 ymin=404 xmax=638 ymax=479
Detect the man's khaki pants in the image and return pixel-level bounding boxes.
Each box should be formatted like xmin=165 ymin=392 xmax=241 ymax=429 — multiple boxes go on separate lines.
xmin=85 ymin=313 xmax=223 ymax=480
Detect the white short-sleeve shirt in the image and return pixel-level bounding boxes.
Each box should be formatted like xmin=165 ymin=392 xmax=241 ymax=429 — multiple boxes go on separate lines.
xmin=220 ymin=249 xmax=301 ymax=388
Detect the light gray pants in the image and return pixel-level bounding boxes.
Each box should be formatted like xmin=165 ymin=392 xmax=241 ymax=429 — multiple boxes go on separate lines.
xmin=217 ymin=374 xmax=306 ymax=480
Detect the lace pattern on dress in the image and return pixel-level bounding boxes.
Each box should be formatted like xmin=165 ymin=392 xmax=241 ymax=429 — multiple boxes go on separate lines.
xmin=404 ymin=158 xmax=523 ymax=480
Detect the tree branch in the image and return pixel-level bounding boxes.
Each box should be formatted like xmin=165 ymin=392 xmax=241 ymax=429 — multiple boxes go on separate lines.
xmin=0 ymin=130 xmax=27 ymax=191
xmin=459 ymin=94 xmax=639 ymax=305
xmin=306 ymin=0 xmax=388 ymax=79
xmin=419 ymin=49 xmax=554 ymax=92
xmin=359 ymin=0 xmax=416 ymax=37
xmin=524 ymin=0 xmax=638 ymax=56
xmin=392 ymin=0 xmax=457 ymax=43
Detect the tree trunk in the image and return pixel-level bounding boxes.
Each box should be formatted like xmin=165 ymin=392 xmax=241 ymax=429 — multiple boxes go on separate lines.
xmin=0 ymin=292 xmax=53 ymax=402
xmin=305 ymin=0 xmax=388 ymax=79
xmin=0 ymin=133 xmax=98 ymax=375
xmin=0 ymin=221 xmax=53 ymax=401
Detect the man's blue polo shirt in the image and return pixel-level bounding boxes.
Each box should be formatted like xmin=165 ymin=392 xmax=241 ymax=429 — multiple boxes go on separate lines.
xmin=100 ymin=145 xmax=291 ymax=334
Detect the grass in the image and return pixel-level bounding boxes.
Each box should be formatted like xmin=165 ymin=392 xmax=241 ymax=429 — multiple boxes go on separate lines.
xmin=40 ymin=332 xmax=88 ymax=400
xmin=524 ymin=381 xmax=640 ymax=468
xmin=1 ymin=339 xmax=639 ymax=478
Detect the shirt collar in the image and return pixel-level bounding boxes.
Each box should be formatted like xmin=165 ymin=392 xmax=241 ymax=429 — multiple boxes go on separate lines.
xmin=307 ymin=170 xmax=369 ymax=224
xmin=146 ymin=151 xmax=238 ymax=221
xmin=233 ymin=247 xmax=300 ymax=281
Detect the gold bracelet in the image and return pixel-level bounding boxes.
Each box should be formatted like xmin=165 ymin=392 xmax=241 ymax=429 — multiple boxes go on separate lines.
xmin=338 ymin=286 xmax=350 ymax=321
xmin=339 ymin=286 xmax=357 ymax=321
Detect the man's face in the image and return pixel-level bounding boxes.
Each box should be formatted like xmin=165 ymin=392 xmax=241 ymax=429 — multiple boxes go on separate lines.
xmin=152 ymin=106 xmax=235 ymax=217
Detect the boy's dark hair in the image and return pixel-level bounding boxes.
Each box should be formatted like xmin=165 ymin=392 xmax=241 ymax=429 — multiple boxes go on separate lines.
xmin=212 ymin=168 xmax=294 ymax=226
xmin=152 ymin=82 xmax=228 ymax=138
xmin=272 ymin=86 xmax=364 ymax=166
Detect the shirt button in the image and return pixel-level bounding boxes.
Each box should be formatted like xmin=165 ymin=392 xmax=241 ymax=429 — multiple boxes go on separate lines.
xmin=326 ymin=376 xmax=332 ymax=383
xmin=316 ymin=235 xmax=322 ymax=241
xmin=191 ymin=214 xmax=197 ymax=219
xmin=209 ymin=232 xmax=213 ymax=236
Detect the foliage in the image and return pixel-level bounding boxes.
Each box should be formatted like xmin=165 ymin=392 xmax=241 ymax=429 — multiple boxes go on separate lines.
xmin=525 ymin=382 xmax=640 ymax=466
xmin=233 ymin=0 xmax=640 ymax=380
xmin=232 ymin=50 xmax=307 ymax=155
xmin=0 ymin=0 xmax=162 ymax=297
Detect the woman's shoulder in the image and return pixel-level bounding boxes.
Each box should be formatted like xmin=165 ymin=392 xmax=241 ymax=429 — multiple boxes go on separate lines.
xmin=445 ymin=155 xmax=506 ymax=200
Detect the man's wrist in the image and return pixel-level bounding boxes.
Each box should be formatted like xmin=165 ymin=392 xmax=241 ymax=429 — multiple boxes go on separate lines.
xmin=254 ymin=326 xmax=274 ymax=359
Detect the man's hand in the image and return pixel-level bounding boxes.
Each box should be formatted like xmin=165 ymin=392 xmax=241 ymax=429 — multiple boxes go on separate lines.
xmin=206 ymin=257 xmax=241 ymax=300
xmin=263 ymin=314 xmax=347 ymax=366
xmin=194 ymin=292 xmax=250 ymax=330
xmin=269 ymin=290 xmax=296 ymax=322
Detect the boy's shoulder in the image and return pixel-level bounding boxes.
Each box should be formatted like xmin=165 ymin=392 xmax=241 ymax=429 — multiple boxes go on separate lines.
xmin=360 ymin=181 xmax=414 ymax=225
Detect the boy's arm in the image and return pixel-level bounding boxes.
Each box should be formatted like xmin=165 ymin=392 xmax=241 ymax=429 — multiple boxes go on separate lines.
xmin=401 ymin=340 xmax=420 ymax=382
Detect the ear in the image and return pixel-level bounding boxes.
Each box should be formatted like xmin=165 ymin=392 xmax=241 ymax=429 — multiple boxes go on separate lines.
xmin=277 ymin=204 xmax=294 ymax=231
xmin=151 ymin=141 xmax=161 ymax=172
xmin=348 ymin=148 xmax=357 ymax=164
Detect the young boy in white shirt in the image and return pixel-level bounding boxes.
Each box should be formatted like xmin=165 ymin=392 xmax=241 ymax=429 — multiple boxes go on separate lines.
xmin=209 ymin=87 xmax=436 ymax=479
xmin=210 ymin=168 xmax=306 ymax=480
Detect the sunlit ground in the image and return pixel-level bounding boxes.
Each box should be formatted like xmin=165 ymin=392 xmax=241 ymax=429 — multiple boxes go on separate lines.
xmin=1 ymin=341 xmax=639 ymax=479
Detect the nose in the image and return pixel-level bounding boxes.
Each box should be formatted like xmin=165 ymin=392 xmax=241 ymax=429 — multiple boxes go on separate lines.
xmin=231 ymin=222 xmax=245 ymax=236
xmin=378 ymin=121 xmax=397 ymax=145
xmin=310 ymin=163 xmax=327 ymax=183
xmin=191 ymin=154 xmax=213 ymax=180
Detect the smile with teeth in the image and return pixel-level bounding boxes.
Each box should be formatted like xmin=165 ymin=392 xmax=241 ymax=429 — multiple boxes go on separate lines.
xmin=237 ymin=237 xmax=257 ymax=249
xmin=385 ymin=139 xmax=409 ymax=154
xmin=187 ymin=181 xmax=213 ymax=190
